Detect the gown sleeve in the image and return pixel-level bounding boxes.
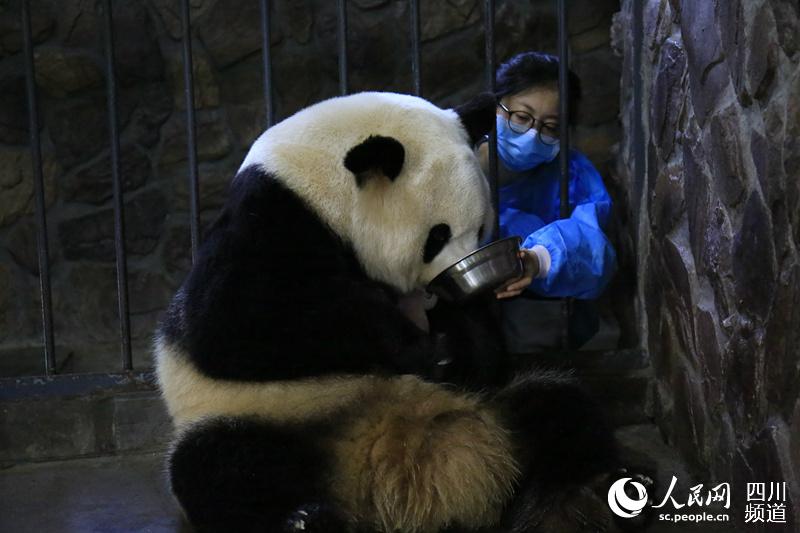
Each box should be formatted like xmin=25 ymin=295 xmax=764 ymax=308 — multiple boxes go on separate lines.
xmin=498 ymin=207 xmax=546 ymax=241
xmin=523 ymin=154 xmax=617 ymax=299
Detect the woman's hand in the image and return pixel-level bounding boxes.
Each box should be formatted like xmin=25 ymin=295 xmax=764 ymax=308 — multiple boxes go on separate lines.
xmin=495 ymin=249 xmax=539 ymax=299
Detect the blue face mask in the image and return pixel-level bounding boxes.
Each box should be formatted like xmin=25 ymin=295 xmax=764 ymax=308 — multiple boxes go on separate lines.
xmin=495 ymin=115 xmax=560 ymax=172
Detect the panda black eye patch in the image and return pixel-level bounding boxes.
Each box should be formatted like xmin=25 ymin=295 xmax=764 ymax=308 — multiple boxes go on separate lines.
xmin=423 ymin=224 xmax=452 ymax=263
xmin=344 ymin=135 xmax=405 ymax=188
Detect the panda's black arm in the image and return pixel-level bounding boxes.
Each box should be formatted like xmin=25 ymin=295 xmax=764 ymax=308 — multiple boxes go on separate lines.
xmin=170 ymin=272 xmax=440 ymax=383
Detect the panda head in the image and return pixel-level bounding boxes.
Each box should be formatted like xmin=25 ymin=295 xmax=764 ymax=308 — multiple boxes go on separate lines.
xmin=240 ymin=92 xmax=497 ymax=293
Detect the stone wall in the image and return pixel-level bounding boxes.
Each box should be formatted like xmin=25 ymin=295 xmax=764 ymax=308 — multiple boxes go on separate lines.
xmin=0 ymin=0 xmax=621 ymax=375
xmin=614 ymin=0 xmax=800 ymax=525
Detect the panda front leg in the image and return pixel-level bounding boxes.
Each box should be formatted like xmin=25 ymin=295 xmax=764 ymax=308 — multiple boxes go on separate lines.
xmin=425 ymin=295 xmax=508 ymax=390
xmin=168 ymin=416 xmax=349 ymax=533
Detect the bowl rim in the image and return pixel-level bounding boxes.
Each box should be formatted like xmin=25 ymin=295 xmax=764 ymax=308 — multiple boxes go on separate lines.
xmin=429 ymin=235 xmax=522 ymax=285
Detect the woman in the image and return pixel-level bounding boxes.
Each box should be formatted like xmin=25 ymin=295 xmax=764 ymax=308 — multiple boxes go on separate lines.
xmin=479 ymin=51 xmax=617 ymax=351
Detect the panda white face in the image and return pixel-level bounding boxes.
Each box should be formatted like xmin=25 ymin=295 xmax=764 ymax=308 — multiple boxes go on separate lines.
xmin=239 ymin=92 xmax=495 ymax=293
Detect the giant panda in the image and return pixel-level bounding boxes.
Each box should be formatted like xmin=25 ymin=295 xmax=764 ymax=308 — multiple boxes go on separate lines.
xmin=155 ymin=92 xmax=618 ymax=533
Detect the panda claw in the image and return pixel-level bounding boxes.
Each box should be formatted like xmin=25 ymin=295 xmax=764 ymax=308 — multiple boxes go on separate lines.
xmin=285 ymin=506 xmax=314 ymax=532
xmin=284 ymin=503 xmax=343 ymax=533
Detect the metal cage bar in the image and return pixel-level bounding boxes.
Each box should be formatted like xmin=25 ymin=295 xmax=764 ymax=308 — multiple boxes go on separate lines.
xmin=337 ymin=0 xmax=349 ymax=95
xmin=260 ymin=0 xmax=275 ymax=127
xmin=21 ymin=0 xmax=57 ymax=375
xmin=101 ymin=0 xmax=133 ymax=370
xmin=483 ymin=0 xmax=499 ymax=241
xmin=180 ymin=0 xmax=201 ymax=263
xmin=409 ymin=0 xmax=422 ymax=96
xmin=557 ymin=0 xmax=570 ymax=220
xmin=556 ymin=0 xmax=572 ymax=351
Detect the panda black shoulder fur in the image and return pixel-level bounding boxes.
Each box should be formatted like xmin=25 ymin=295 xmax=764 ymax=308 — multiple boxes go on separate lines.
xmin=155 ymin=92 xmax=618 ymax=533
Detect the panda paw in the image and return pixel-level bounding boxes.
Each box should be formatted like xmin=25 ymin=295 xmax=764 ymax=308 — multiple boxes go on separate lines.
xmin=283 ymin=503 xmax=345 ymax=533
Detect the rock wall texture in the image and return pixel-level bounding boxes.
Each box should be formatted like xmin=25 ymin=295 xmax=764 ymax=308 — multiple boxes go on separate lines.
xmin=0 ymin=0 xmax=621 ymax=375
xmin=614 ymin=0 xmax=800 ymax=525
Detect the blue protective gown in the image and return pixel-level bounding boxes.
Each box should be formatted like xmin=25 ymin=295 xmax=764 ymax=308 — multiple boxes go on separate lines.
xmin=497 ymin=149 xmax=616 ymax=299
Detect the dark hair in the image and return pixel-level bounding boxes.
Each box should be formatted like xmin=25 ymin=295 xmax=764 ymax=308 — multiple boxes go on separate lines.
xmin=495 ymin=51 xmax=582 ymax=124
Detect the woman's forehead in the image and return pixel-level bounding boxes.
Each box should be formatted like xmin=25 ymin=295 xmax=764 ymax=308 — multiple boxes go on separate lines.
xmin=506 ymin=85 xmax=559 ymax=117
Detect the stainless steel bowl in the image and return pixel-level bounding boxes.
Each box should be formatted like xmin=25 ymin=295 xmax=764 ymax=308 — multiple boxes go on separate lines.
xmin=427 ymin=236 xmax=523 ymax=302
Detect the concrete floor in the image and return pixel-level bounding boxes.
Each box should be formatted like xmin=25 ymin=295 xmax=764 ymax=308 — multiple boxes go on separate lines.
xmin=0 ymin=452 xmax=187 ymax=533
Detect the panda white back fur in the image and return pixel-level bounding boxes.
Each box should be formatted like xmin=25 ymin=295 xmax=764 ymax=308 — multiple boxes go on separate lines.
xmin=156 ymin=92 xmax=618 ymax=533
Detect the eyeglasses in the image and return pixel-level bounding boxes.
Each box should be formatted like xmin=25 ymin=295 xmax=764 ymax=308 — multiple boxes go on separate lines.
xmin=497 ymin=101 xmax=560 ymax=146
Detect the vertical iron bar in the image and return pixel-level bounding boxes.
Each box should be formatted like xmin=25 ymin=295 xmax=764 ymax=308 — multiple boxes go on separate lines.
xmin=557 ymin=0 xmax=571 ymax=351
xmin=337 ymin=0 xmax=348 ymax=95
xmin=557 ymin=0 xmax=570 ymax=219
xmin=259 ymin=0 xmax=275 ymax=127
xmin=409 ymin=0 xmax=421 ymax=96
xmin=101 ymin=0 xmax=133 ymax=370
xmin=484 ymin=0 xmax=498 ymax=240
xmin=21 ymin=0 xmax=56 ymax=375
xmin=180 ymin=0 xmax=201 ymax=262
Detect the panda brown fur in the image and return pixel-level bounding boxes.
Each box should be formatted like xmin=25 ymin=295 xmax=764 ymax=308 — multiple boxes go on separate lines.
xmin=155 ymin=92 xmax=618 ymax=533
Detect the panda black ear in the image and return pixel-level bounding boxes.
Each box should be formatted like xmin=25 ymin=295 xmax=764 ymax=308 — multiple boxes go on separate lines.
xmin=344 ymin=135 xmax=405 ymax=188
xmin=454 ymin=92 xmax=497 ymax=146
